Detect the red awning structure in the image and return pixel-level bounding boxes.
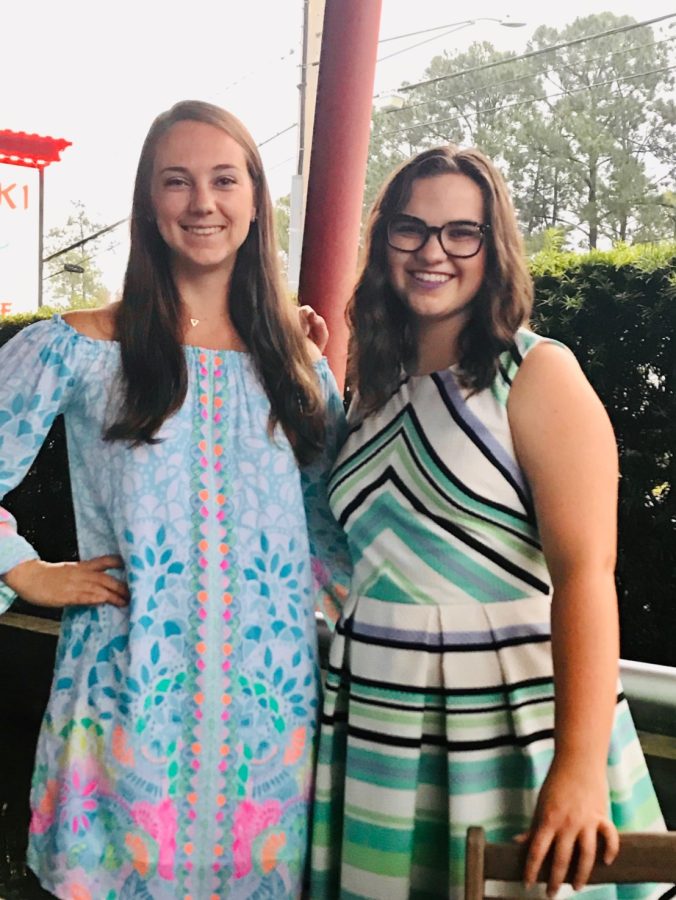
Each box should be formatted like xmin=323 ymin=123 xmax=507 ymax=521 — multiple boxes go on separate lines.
xmin=0 ymin=129 xmax=71 ymax=169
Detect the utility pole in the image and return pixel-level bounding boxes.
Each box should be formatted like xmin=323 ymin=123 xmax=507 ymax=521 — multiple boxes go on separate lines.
xmin=288 ymin=0 xmax=325 ymax=293
xmin=298 ymin=0 xmax=383 ymax=387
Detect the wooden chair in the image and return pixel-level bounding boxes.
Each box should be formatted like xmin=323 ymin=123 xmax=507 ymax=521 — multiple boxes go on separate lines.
xmin=465 ymin=826 xmax=676 ymax=899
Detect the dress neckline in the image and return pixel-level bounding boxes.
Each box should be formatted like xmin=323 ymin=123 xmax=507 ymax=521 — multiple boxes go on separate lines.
xmin=53 ymin=313 xmax=250 ymax=356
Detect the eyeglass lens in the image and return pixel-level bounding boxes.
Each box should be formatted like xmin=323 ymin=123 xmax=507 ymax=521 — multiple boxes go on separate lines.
xmin=388 ymin=218 xmax=484 ymax=258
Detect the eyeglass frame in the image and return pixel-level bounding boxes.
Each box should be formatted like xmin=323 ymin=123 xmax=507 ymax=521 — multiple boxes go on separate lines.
xmin=386 ymin=214 xmax=491 ymax=259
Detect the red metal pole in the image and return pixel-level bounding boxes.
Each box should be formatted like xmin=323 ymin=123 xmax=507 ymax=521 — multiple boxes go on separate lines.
xmin=298 ymin=0 xmax=383 ymax=390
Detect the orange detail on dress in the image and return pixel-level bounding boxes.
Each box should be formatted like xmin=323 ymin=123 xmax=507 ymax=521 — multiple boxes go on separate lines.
xmin=125 ymin=834 xmax=150 ymax=877
xmin=112 ymin=725 xmax=135 ymax=767
xmin=283 ymin=726 xmax=307 ymax=765
xmin=261 ymin=832 xmax=287 ymax=875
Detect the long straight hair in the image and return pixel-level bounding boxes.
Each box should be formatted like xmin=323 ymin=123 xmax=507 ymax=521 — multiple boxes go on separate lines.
xmin=105 ymin=100 xmax=325 ymax=465
xmin=348 ymin=146 xmax=533 ymax=414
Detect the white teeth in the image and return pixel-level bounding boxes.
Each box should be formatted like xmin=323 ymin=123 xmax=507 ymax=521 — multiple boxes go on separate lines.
xmin=412 ymin=272 xmax=451 ymax=283
xmin=184 ymin=226 xmax=224 ymax=235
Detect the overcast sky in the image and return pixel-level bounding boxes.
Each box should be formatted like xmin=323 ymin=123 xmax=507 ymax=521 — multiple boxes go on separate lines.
xmin=3 ymin=0 xmax=675 ymax=298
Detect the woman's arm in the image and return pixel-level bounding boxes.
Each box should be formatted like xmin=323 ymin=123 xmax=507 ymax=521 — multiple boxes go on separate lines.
xmin=4 ymin=556 xmax=128 ymax=608
xmin=508 ymin=341 xmax=621 ymax=896
xmin=301 ymin=359 xmax=352 ymax=628
xmin=0 ymin=318 xmax=128 ymax=611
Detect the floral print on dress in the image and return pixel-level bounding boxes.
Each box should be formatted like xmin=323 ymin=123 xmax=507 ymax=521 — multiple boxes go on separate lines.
xmin=0 ymin=316 xmax=351 ymax=899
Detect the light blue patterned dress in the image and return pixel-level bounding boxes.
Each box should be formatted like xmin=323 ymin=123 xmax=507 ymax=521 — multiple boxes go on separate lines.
xmin=0 ymin=315 xmax=350 ymax=900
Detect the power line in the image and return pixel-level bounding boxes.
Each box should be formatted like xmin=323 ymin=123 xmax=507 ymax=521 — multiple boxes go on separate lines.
xmin=381 ymin=34 xmax=676 ymax=118
xmin=389 ymin=12 xmax=676 ymax=95
xmin=297 ymin=17 xmax=527 ymax=68
xmin=378 ymin=24 xmax=480 ymax=64
xmin=377 ymin=63 xmax=676 ymax=141
xmin=268 ymin=154 xmax=296 ymax=172
xmin=220 ymin=47 xmax=297 ymax=95
xmin=378 ymin=22 xmax=466 ymax=44
xmin=378 ymin=18 xmax=521 ymax=44
xmin=43 ymin=218 xmax=129 ymax=264
xmin=256 ymin=15 xmax=676 ymax=160
xmin=259 ymin=123 xmax=297 ymax=148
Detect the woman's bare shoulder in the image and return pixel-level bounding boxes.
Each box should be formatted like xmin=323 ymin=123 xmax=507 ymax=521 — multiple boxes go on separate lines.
xmin=61 ymin=303 xmax=119 ymax=341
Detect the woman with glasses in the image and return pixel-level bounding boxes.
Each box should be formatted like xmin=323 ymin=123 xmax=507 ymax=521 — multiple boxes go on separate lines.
xmin=310 ymin=146 xmax=667 ymax=899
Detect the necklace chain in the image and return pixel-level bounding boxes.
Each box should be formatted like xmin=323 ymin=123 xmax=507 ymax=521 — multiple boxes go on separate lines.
xmin=185 ymin=312 xmax=227 ymax=328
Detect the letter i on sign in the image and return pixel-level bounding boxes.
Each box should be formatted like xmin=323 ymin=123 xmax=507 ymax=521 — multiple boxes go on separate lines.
xmin=0 ymin=183 xmax=28 ymax=209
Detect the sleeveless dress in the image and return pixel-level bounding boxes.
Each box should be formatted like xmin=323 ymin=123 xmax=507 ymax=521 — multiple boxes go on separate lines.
xmin=0 ymin=315 xmax=350 ymax=900
xmin=310 ymin=329 xmax=668 ymax=900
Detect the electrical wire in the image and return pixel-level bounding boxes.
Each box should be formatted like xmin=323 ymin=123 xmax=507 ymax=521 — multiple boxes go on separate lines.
xmin=389 ymin=12 xmax=676 ymax=95
xmin=377 ymin=24 xmax=477 ymax=64
xmin=264 ymin=16 xmax=676 ymax=154
xmin=259 ymin=123 xmax=298 ymax=148
xmin=376 ymin=63 xmax=676 ymax=141
xmin=380 ymin=34 xmax=676 ymax=117
xmin=268 ymin=154 xmax=296 ymax=172
xmin=43 ymin=219 xmax=129 ymax=263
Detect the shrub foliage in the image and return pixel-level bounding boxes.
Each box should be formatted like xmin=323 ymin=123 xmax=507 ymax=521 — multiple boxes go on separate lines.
xmin=531 ymin=244 xmax=676 ymax=664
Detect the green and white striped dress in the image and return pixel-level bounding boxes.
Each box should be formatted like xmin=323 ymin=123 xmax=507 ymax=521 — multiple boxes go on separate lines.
xmin=310 ymin=330 xmax=668 ymax=900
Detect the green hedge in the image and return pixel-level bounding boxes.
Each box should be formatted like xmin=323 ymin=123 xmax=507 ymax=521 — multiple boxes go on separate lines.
xmin=1 ymin=249 xmax=675 ymax=664
xmin=531 ymin=243 xmax=676 ymax=665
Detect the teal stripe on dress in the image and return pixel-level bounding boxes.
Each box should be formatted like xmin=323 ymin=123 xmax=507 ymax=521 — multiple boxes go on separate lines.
xmin=333 ymin=410 xmax=539 ymax=539
xmin=348 ymin=497 xmax=532 ymax=602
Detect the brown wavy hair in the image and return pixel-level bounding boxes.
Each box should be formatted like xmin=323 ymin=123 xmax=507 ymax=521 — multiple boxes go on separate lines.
xmin=105 ymin=100 xmax=325 ymax=464
xmin=348 ymin=145 xmax=533 ymax=414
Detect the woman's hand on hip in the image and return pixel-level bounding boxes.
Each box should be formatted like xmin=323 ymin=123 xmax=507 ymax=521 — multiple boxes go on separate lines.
xmin=2 ymin=556 xmax=130 ymax=608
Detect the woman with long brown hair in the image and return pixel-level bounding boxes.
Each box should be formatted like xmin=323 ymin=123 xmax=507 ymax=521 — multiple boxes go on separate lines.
xmin=310 ymin=146 xmax=667 ymax=899
xmin=0 ymin=100 xmax=349 ymax=898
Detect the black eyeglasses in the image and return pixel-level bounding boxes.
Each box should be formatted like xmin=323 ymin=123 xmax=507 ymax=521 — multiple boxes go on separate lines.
xmin=387 ymin=215 xmax=490 ymax=259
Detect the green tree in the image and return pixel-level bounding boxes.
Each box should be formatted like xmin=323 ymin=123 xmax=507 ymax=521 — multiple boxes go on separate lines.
xmin=527 ymin=13 xmax=676 ymax=248
xmin=275 ymin=193 xmax=291 ymax=255
xmin=44 ymin=202 xmax=111 ymax=309
xmin=366 ymin=41 xmax=540 ymax=214
xmin=365 ymin=14 xmax=676 ymax=249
